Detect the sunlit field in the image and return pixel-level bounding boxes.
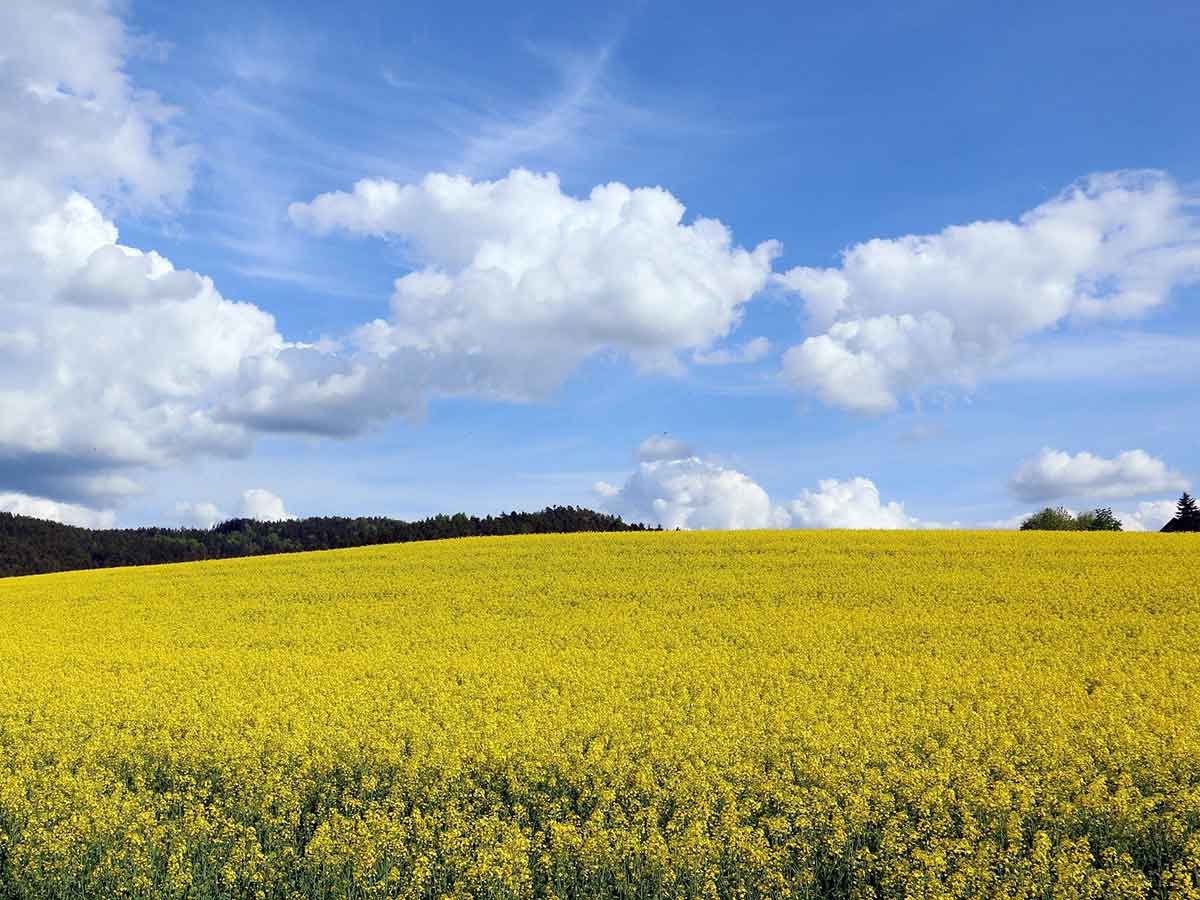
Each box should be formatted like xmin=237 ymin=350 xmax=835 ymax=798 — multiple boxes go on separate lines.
xmin=1 ymin=532 xmax=1198 ymax=899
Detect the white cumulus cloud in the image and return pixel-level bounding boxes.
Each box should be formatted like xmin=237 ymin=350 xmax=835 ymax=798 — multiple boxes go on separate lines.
xmin=0 ymin=183 xmax=285 ymax=505
xmin=1113 ymin=499 xmax=1179 ymax=532
xmin=597 ymin=437 xmax=926 ymax=530
xmin=637 ymin=434 xmax=694 ymax=462
xmin=787 ymin=477 xmax=924 ymax=529
xmin=778 ymin=172 xmax=1200 ymax=412
xmin=0 ymin=0 xmax=195 ymax=211
xmin=280 ymin=170 xmax=779 ymax=426
xmin=174 ymin=500 xmax=226 ymax=529
xmin=176 ymin=490 xmax=292 ymax=526
xmin=0 ymin=492 xmax=117 ymax=528
xmin=0 ymin=0 xmax=292 ymax=517
xmin=1010 ymin=448 xmax=1189 ymax=503
xmin=239 ymin=488 xmax=291 ymax=521
xmin=597 ymin=455 xmax=785 ymax=530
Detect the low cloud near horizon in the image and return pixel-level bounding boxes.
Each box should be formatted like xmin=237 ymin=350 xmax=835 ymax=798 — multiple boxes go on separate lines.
xmin=0 ymin=493 xmax=118 ymax=529
xmin=174 ymin=489 xmax=292 ymax=529
xmin=595 ymin=437 xmax=931 ymax=530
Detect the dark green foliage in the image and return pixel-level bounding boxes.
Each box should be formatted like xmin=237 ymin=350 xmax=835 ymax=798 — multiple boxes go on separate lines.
xmin=0 ymin=507 xmax=656 ymax=578
xmin=1073 ymin=510 xmax=1097 ymax=530
xmin=1162 ymin=492 xmax=1200 ymax=532
xmin=1088 ymin=508 xmax=1123 ymax=531
xmin=1021 ymin=506 xmax=1123 ymax=531
xmin=1020 ymin=507 xmax=1079 ymax=530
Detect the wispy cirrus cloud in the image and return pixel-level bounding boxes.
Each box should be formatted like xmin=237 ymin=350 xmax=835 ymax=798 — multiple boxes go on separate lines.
xmin=693 ymin=336 xmax=771 ymax=366
xmin=454 ymin=43 xmax=620 ymax=177
xmin=995 ymin=331 xmax=1200 ymax=383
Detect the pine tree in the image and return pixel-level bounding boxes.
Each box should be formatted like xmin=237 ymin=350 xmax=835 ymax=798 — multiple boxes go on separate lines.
xmin=1179 ymin=492 xmax=1199 ymax=525
xmin=1163 ymin=492 xmax=1200 ymax=532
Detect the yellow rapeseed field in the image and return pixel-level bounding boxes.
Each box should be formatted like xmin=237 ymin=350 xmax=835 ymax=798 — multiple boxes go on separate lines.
xmin=1 ymin=531 xmax=1199 ymax=899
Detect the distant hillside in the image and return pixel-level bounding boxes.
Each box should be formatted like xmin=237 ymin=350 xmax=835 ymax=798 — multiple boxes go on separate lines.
xmin=0 ymin=506 xmax=656 ymax=578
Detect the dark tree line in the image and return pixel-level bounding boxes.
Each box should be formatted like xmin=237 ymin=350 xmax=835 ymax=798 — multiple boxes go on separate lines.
xmin=1020 ymin=507 xmax=1123 ymax=531
xmin=0 ymin=506 xmax=657 ymax=578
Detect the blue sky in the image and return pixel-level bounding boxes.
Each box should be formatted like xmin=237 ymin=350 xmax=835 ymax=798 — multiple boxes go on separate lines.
xmin=1 ymin=0 xmax=1197 ymax=530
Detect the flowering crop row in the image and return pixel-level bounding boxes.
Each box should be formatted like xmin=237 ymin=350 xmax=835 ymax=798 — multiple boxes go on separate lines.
xmin=0 ymin=531 xmax=1198 ymax=899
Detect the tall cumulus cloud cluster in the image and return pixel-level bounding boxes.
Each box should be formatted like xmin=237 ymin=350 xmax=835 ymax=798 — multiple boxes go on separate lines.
xmin=594 ymin=437 xmax=930 ymax=530
xmin=0 ymin=1 xmax=285 ymax=522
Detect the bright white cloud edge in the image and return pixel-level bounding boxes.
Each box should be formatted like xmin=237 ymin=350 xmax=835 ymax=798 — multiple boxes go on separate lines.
xmin=777 ymin=171 xmax=1200 ymax=413
xmin=0 ymin=492 xmax=117 ymax=529
xmin=175 ymin=489 xmax=292 ymax=528
xmin=1010 ymin=448 xmax=1189 ymax=502
xmin=596 ymin=437 xmax=937 ymax=530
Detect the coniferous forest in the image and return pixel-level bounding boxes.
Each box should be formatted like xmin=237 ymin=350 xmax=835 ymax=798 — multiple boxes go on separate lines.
xmin=0 ymin=507 xmax=656 ymax=578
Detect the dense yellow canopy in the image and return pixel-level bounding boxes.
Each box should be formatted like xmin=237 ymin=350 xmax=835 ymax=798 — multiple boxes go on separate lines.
xmin=1 ymin=531 xmax=1198 ymax=898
